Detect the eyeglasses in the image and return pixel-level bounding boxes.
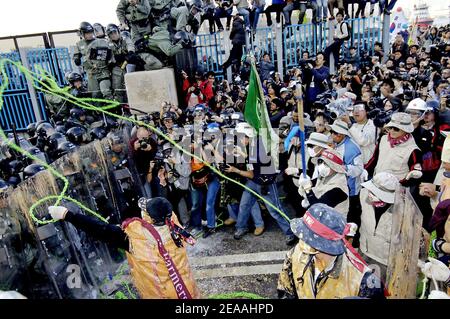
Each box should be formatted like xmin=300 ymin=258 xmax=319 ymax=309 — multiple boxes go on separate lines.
xmin=407 ymin=111 xmax=422 ymax=116
xmin=386 ymin=127 xmax=400 ymax=132
xmin=208 ymin=76 xmax=215 ymax=79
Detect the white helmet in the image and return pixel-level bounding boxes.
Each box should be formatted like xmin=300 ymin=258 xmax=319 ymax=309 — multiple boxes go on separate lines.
xmin=406 ymin=98 xmax=427 ymax=112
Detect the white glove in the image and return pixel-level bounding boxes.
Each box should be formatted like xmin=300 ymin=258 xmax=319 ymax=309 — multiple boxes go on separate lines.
xmin=405 ymin=170 xmax=423 ymax=180
xmin=360 ymin=169 xmax=369 ymax=183
xmin=419 ymin=257 xmax=450 ymax=282
xmin=301 ymin=198 xmax=310 ymax=209
xmin=298 ymin=175 xmax=312 ymax=198
xmin=285 ymin=167 xmax=300 ymax=176
xmin=48 ymin=206 xmax=68 ymax=221
xmin=298 ymin=175 xmax=312 ymax=191
xmin=428 ymin=290 xmax=450 ymax=299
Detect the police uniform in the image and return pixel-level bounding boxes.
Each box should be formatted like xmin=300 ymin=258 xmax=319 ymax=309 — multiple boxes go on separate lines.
xmin=147 ymin=26 xmax=183 ymax=57
xmin=116 ymin=0 xmax=152 ymax=43
xmin=108 ymin=36 xmax=135 ymax=102
xmin=75 ymin=38 xmax=114 ymax=100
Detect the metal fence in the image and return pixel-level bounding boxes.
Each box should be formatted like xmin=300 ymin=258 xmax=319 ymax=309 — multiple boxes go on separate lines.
xmin=1 ymin=16 xmax=382 ymax=132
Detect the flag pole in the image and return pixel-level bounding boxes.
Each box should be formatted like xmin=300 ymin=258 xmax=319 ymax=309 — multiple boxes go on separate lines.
xmin=295 ymin=85 xmax=307 ymax=178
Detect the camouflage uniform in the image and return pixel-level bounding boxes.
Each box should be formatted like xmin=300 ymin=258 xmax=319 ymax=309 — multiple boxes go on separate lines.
xmin=147 ymin=26 xmax=183 ymax=57
xmin=116 ymin=0 xmax=152 ymax=43
xmin=108 ymin=36 xmax=135 ymax=102
xmin=75 ymin=38 xmax=114 ymax=100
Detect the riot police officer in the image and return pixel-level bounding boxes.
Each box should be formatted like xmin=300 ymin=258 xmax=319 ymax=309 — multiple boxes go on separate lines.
xmin=107 ymin=23 xmax=135 ymax=102
xmin=73 ymin=22 xmax=115 ymax=101
xmin=116 ymin=0 xmax=152 ymax=43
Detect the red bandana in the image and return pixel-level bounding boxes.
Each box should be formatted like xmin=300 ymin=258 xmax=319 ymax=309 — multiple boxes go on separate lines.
xmin=302 ymin=211 xmax=390 ymax=296
xmin=387 ymin=133 xmax=411 ymax=148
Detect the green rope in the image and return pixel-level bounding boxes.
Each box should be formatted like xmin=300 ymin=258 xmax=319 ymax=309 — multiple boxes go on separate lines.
xmin=0 ymin=57 xmax=292 ymax=225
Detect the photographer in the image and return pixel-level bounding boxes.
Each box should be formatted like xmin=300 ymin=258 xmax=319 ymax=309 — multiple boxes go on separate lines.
xmin=305 ymin=52 xmax=330 ymax=113
xmin=220 ymin=135 xmax=264 ymax=235
xmin=231 ymin=123 xmax=297 ymax=245
xmin=130 ymin=127 xmax=158 ymax=196
xmin=188 ymin=125 xmax=222 ymax=238
xmin=157 ymin=143 xmax=192 ymax=225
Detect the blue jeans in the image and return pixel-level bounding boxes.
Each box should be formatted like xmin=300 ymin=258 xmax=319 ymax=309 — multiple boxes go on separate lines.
xmin=251 ymin=5 xmax=265 ymax=30
xmin=190 ymin=176 xmax=220 ymax=229
xmin=237 ymin=8 xmax=251 ymax=27
xmin=228 ymin=202 xmax=264 ymax=228
xmin=236 ymin=180 xmax=293 ymax=236
xmin=316 ymin=0 xmax=328 ymax=19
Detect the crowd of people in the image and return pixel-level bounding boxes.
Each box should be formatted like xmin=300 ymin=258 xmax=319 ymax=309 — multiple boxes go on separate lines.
xmin=1 ymin=0 xmax=450 ymax=299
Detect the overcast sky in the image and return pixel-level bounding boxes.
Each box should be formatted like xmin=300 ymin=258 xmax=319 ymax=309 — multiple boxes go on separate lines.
xmin=0 ymin=0 xmax=448 ymax=37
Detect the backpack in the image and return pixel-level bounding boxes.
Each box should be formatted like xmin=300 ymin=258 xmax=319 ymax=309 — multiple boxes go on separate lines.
xmin=340 ymin=22 xmax=351 ymax=41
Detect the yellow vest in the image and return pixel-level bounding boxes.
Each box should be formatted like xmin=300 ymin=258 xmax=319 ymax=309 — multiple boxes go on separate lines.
xmin=283 ymin=241 xmax=370 ymax=299
xmin=122 ymin=214 xmax=201 ymax=299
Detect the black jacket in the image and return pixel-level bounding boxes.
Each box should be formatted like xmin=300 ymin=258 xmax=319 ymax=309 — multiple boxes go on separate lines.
xmin=230 ymin=18 xmax=246 ymax=46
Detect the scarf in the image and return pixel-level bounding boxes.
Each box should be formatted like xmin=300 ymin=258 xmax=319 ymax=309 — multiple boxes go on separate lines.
xmin=387 ymin=133 xmax=411 ymax=148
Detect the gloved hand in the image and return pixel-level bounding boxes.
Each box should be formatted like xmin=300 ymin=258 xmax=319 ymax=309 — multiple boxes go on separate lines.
xmin=48 ymin=206 xmax=68 ymax=221
xmin=405 ymin=169 xmax=423 ymax=180
xmin=285 ymin=167 xmax=299 ymax=176
xmin=298 ymin=175 xmax=312 ymax=192
xmin=419 ymin=257 xmax=450 ymax=281
xmin=74 ymin=57 xmax=81 ymax=66
xmin=301 ymin=198 xmax=310 ymax=209
xmin=428 ymin=290 xmax=450 ymax=299
xmin=360 ymin=169 xmax=369 ymax=183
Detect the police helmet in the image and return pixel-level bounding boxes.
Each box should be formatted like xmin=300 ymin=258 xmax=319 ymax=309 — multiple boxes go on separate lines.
xmin=55 ymin=125 xmax=66 ymax=135
xmin=106 ymin=24 xmax=120 ymax=36
xmin=69 ymin=108 xmax=85 ymax=121
xmin=173 ymin=31 xmax=195 ymax=47
xmin=23 ymin=164 xmax=46 ymax=180
xmin=0 ymin=178 xmax=8 ymax=192
xmin=47 ymin=132 xmax=66 ymax=151
xmin=66 ymin=126 xmax=87 ymax=145
xmin=68 ymin=72 xmax=83 ymax=85
xmin=56 ymin=141 xmax=77 ymax=158
xmin=26 ymin=123 xmax=37 ymax=138
xmin=162 ymin=111 xmax=176 ymax=121
xmin=93 ymin=23 xmax=105 ymax=38
xmin=7 ymin=175 xmax=21 ymax=187
xmin=36 ymin=122 xmax=54 ymax=138
xmin=79 ymin=22 xmax=94 ymax=35
xmin=7 ymin=160 xmax=24 ymax=175
xmin=26 ymin=146 xmax=48 ymax=165
xmin=121 ymin=30 xmax=131 ymax=40
xmin=89 ymin=127 xmax=107 ymax=140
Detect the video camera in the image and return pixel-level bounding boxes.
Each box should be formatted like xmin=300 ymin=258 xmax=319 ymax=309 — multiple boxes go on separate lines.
xmin=367 ymin=108 xmax=394 ymax=128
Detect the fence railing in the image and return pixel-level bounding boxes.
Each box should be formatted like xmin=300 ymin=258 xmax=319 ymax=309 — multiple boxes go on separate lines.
xmin=1 ymin=16 xmax=382 ymax=132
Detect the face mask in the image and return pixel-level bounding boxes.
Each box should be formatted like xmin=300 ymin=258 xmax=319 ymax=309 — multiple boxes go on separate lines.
xmin=317 ymin=163 xmax=331 ymax=177
xmin=368 ymin=192 xmax=387 ymax=208
xmin=308 ymin=147 xmax=318 ymax=158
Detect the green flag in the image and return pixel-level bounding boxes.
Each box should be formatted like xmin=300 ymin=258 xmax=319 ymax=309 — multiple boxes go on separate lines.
xmin=244 ymin=59 xmax=280 ymax=169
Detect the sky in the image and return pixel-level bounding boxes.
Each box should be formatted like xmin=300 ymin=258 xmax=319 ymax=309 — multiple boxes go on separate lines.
xmin=0 ymin=0 xmax=448 ymax=38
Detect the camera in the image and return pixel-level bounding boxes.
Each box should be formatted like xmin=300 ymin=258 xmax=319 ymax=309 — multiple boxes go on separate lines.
xmin=430 ymin=61 xmax=442 ymax=73
xmin=298 ymin=58 xmax=315 ymax=68
xmin=368 ymin=108 xmax=394 ymax=128
xmin=138 ymin=137 xmax=151 ymax=150
xmin=393 ymin=72 xmax=410 ymax=81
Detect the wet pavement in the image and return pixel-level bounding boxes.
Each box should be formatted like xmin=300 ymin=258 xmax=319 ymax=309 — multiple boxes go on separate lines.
xmin=185 ymin=181 xmax=299 ymax=299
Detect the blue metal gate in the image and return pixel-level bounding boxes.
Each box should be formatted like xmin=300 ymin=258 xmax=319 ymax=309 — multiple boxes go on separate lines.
xmin=0 ymin=52 xmax=38 ymax=132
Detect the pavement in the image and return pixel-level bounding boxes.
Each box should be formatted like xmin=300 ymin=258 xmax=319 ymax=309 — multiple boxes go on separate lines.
xmin=185 ymin=180 xmax=299 ymax=299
